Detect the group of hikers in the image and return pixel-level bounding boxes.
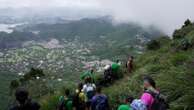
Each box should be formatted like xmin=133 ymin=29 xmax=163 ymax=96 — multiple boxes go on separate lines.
xmin=103 ymin=57 xmax=134 ymax=85
xmin=9 ymin=57 xmax=169 ymax=110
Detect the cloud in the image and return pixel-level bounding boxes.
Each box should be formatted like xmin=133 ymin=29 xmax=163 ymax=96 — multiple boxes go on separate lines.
xmin=97 ymin=0 xmax=194 ymax=34
xmin=0 ymin=0 xmax=99 ymax=8
xmin=0 ymin=0 xmax=194 ymax=34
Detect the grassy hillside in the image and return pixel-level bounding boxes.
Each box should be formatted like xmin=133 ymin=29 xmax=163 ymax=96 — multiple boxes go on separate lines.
xmin=103 ymin=20 xmax=194 ymax=110
xmin=0 ymin=72 xmax=17 ymax=110
xmin=5 ymin=20 xmax=194 ymax=110
xmin=38 ymin=20 xmax=194 ymax=110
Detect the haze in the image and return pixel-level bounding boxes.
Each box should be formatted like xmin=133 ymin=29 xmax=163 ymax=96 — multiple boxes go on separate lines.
xmin=0 ymin=0 xmax=194 ymax=34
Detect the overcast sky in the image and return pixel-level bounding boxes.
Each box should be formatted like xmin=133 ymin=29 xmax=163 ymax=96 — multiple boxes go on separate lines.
xmin=0 ymin=0 xmax=194 ymax=34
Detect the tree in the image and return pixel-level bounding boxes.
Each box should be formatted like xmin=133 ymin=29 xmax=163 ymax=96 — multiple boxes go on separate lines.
xmin=184 ymin=19 xmax=192 ymax=27
xmin=10 ymin=80 xmax=20 ymax=95
xmin=23 ymin=68 xmax=45 ymax=81
xmin=146 ymin=40 xmax=160 ymax=50
xmin=10 ymin=80 xmax=20 ymax=89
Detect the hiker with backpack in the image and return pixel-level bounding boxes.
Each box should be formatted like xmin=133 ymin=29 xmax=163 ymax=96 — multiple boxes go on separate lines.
xmin=83 ymin=77 xmax=96 ymax=110
xmin=131 ymin=76 xmax=168 ymax=110
xmin=118 ymin=96 xmax=134 ymax=110
xmin=91 ymin=86 xmax=109 ymax=110
xmin=111 ymin=60 xmax=121 ymax=80
xmin=139 ymin=76 xmax=168 ymax=110
xmin=73 ymin=83 xmax=87 ymax=110
xmin=58 ymin=89 xmax=73 ymax=110
xmin=81 ymin=69 xmax=95 ymax=83
xmin=9 ymin=87 xmax=40 ymax=110
xmin=103 ymin=65 xmax=113 ymax=85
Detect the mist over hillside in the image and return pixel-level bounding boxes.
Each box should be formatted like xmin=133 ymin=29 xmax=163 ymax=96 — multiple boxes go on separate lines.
xmin=0 ymin=0 xmax=194 ymax=110
xmin=0 ymin=15 xmax=164 ymax=109
xmin=1 ymin=0 xmax=194 ymax=34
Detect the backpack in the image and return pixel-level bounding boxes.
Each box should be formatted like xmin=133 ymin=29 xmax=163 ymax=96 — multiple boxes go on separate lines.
xmin=58 ymin=96 xmax=73 ymax=110
xmin=95 ymin=95 xmax=108 ymax=110
xmin=145 ymin=91 xmax=169 ymax=110
xmin=131 ymin=99 xmax=147 ymax=110
xmin=85 ymin=84 xmax=95 ymax=100
xmin=72 ymin=92 xmax=86 ymax=110
xmin=87 ymin=91 xmax=95 ymax=100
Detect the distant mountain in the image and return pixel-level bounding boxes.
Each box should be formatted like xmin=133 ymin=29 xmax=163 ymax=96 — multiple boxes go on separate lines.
xmin=0 ymin=17 xmax=163 ymax=50
xmin=0 ymin=17 xmax=164 ymax=110
xmin=0 ymin=7 xmax=106 ymax=23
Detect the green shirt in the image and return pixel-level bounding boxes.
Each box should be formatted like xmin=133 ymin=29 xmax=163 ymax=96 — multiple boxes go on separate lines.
xmin=59 ymin=96 xmax=73 ymax=110
xmin=118 ymin=104 xmax=132 ymax=110
xmin=65 ymin=100 xmax=73 ymax=110
xmin=112 ymin=63 xmax=120 ymax=73
xmin=80 ymin=71 xmax=94 ymax=80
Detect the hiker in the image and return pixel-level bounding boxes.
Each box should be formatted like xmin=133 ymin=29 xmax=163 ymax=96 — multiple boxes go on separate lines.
xmin=83 ymin=77 xmax=96 ymax=110
xmin=111 ymin=60 xmax=121 ymax=79
xmin=118 ymin=96 xmax=134 ymax=110
xmin=58 ymin=89 xmax=73 ymax=110
xmin=91 ymin=86 xmax=109 ymax=110
xmin=9 ymin=87 xmax=40 ymax=110
xmin=126 ymin=56 xmax=134 ymax=73
xmin=138 ymin=76 xmax=168 ymax=110
xmin=73 ymin=83 xmax=87 ymax=110
xmin=103 ymin=65 xmax=113 ymax=85
xmin=81 ymin=69 xmax=95 ymax=83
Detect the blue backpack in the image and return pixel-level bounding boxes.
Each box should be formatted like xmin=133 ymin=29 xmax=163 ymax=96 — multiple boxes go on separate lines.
xmin=131 ymin=99 xmax=147 ymax=110
xmin=95 ymin=95 xmax=108 ymax=110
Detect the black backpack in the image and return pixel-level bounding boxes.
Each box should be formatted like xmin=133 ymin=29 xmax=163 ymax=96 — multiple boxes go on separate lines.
xmin=146 ymin=91 xmax=169 ymax=110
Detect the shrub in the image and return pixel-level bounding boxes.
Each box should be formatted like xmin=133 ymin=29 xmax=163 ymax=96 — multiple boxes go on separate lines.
xmin=40 ymin=95 xmax=59 ymax=110
xmin=23 ymin=68 xmax=45 ymax=81
xmin=171 ymin=38 xmax=192 ymax=51
xmin=146 ymin=40 xmax=160 ymax=50
xmin=10 ymin=80 xmax=20 ymax=89
xmin=173 ymin=29 xmax=185 ymax=39
xmin=183 ymin=19 xmax=192 ymax=27
xmin=170 ymin=53 xmax=189 ymax=66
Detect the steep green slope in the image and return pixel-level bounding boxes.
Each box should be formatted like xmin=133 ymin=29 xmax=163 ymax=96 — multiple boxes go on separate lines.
xmin=0 ymin=18 xmax=163 ymax=110
xmin=103 ymin=21 xmax=194 ymax=110
xmin=38 ymin=20 xmax=194 ymax=110
xmin=0 ymin=72 xmax=17 ymax=110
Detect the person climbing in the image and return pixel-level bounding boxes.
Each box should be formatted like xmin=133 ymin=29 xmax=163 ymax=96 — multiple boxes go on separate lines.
xmin=81 ymin=69 xmax=95 ymax=83
xmin=118 ymin=96 xmax=134 ymax=110
xmin=73 ymin=83 xmax=87 ymax=110
xmin=9 ymin=87 xmax=40 ymax=110
xmin=111 ymin=60 xmax=121 ymax=79
xmin=139 ymin=76 xmax=168 ymax=110
xmin=126 ymin=56 xmax=134 ymax=73
xmin=83 ymin=77 xmax=96 ymax=110
xmin=58 ymin=89 xmax=73 ymax=110
xmin=103 ymin=65 xmax=113 ymax=85
xmin=91 ymin=86 xmax=109 ymax=110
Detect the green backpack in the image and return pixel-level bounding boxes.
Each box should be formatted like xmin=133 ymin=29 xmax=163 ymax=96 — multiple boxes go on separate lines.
xmin=58 ymin=96 xmax=73 ymax=110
